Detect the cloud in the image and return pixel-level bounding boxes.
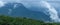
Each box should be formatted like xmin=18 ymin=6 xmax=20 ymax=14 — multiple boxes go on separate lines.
xmin=0 ymin=1 xmax=6 ymax=7
xmin=8 ymin=9 xmax=12 ymax=15
xmin=13 ymin=4 xmax=18 ymax=9
xmin=0 ymin=0 xmax=60 ymax=3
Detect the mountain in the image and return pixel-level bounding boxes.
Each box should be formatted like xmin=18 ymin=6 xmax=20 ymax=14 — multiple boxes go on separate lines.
xmin=0 ymin=2 xmax=51 ymax=21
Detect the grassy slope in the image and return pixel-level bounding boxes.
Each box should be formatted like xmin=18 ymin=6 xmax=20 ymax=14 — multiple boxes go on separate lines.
xmin=0 ymin=15 xmax=59 ymax=25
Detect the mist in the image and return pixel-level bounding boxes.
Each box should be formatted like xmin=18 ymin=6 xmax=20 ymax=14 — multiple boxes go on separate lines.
xmin=0 ymin=0 xmax=60 ymax=22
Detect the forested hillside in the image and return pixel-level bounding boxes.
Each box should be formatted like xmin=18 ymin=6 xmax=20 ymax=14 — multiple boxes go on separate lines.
xmin=0 ymin=15 xmax=59 ymax=25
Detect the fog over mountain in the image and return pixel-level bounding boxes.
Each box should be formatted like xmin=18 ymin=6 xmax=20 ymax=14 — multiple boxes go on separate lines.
xmin=0 ymin=0 xmax=60 ymax=22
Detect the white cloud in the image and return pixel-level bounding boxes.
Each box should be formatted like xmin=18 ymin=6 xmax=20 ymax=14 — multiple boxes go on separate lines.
xmin=0 ymin=1 xmax=6 ymax=7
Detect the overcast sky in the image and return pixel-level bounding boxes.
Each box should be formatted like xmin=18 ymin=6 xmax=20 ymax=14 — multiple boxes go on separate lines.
xmin=0 ymin=0 xmax=60 ymax=9
xmin=0 ymin=0 xmax=59 ymax=8
xmin=0 ymin=0 xmax=60 ymax=2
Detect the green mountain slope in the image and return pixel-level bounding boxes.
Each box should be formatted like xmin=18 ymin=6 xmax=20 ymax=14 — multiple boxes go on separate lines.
xmin=0 ymin=15 xmax=59 ymax=25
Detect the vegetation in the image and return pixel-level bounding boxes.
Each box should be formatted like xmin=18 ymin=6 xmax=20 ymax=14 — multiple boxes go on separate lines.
xmin=0 ymin=15 xmax=59 ymax=25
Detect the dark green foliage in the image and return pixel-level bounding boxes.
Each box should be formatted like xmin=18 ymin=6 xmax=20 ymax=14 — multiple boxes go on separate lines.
xmin=0 ymin=15 xmax=59 ymax=25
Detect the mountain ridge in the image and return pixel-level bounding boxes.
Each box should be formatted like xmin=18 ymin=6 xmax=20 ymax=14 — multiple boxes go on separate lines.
xmin=0 ymin=2 xmax=51 ymax=22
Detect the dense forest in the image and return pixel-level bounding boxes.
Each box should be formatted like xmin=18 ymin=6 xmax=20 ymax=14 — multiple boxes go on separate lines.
xmin=0 ymin=15 xmax=60 ymax=25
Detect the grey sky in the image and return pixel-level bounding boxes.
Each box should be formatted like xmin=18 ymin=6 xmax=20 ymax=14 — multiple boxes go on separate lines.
xmin=0 ymin=0 xmax=60 ymax=9
xmin=0 ymin=0 xmax=60 ymax=2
